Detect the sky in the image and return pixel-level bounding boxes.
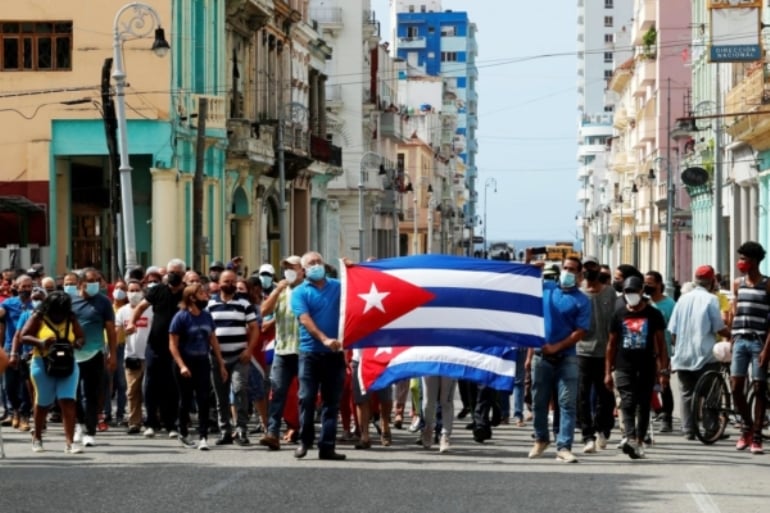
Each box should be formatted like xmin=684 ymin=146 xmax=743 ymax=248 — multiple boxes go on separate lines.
xmin=372 ymin=0 xmax=579 ymax=243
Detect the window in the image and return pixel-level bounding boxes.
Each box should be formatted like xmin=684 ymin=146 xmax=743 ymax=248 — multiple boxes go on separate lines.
xmin=604 ymin=16 xmax=613 ymax=27
xmin=604 ymin=33 xmax=613 ymax=43
xmin=441 ymin=51 xmax=457 ymax=62
xmin=408 ymin=5 xmax=415 ymax=12
xmin=0 ymin=21 xmax=72 ymax=71
xmin=428 ymin=26 xmax=435 ymax=34
xmin=420 ymin=4 xmax=426 ymax=12
xmin=604 ymin=105 xmax=614 ymax=112
xmin=604 ymin=69 xmax=613 ymax=80
xmin=605 ymin=0 xmax=613 ymax=7
xmin=604 ymin=51 xmax=613 ymax=63
xmin=440 ymin=25 xmax=456 ymax=37
xmin=407 ymin=26 xmax=418 ymax=38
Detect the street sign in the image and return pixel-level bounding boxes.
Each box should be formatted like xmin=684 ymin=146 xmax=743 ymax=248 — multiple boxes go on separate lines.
xmin=472 ymin=236 xmax=484 ymax=244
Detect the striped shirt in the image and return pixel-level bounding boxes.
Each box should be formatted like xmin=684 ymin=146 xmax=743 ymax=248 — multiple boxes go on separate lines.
xmin=274 ymin=287 xmax=300 ymax=355
xmin=207 ymin=297 xmax=259 ymax=359
xmin=732 ymin=276 xmax=770 ymax=338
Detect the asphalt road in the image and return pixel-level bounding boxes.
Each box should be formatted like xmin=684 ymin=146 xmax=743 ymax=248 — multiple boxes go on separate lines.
xmin=1 ymin=387 xmax=768 ymax=513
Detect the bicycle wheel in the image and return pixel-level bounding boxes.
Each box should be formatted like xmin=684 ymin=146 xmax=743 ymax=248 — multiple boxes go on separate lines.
xmin=693 ymin=370 xmax=729 ymax=444
xmin=747 ymin=383 xmax=770 ymax=441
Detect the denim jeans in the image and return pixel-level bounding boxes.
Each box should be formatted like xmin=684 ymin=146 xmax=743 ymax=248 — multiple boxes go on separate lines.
xmin=512 ymin=349 xmax=527 ymax=420
xmin=76 ymin=352 xmax=104 ymax=436
xmin=211 ymin=356 xmax=250 ymax=434
xmin=4 ymin=361 xmax=31 ymax=417
xmin=532 ymin=354 xmax=578 ymax=450
xmin=731 ymin=337 xmax=767 ymax=381
xmin=103 ymin=344 xmax=127 ymax=419
xmin=298 ymin=351 xmax=345 ymax=452
xmin=143 ymin=346 xmax=178 ymax=432
xmin=267 ymin=353 xmax=299 ymax=437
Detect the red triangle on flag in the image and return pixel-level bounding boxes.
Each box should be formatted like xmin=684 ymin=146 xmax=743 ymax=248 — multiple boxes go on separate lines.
xmin=358 ymin=346 xmax=409 ymax=391
xmin=341 ymin=265 xmax=435 ymax=347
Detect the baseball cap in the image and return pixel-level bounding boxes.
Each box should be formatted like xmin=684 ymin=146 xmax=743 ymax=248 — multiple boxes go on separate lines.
xmin=31 ymin=286 xmax=47 ymax=298
xmin=281 ymin=255 xmax=301 ymax=267
xmin=622 ymin=276 xmax=644 ymax=292
xmin=209 ymin=261 xmax=225 ymax=271
xmin=695 ymin=265 xmax=715 ymax=281
xmin=26 ymin=268 xmax=40 ymax=277
xmin=259 ymin=263 xmax=276 ymax=275
xmin=582 ymin=255 xmax=599 ymax=266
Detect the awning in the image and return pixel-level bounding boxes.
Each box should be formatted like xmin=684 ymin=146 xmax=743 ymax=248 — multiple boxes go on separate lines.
xmin=0 ymin=195 xmax=45 ymax=213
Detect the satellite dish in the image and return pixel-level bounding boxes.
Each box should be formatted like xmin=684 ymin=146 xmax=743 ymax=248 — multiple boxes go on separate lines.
xmin=681 ymin=167 xmax=709 ymax=187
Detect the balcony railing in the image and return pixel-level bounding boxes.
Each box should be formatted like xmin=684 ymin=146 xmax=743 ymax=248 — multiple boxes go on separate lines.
xmin=725 ymin=64 xmax=766 ymax=138
xmin=310 ymin=135 xmax=342 ymax=167
xmin=191 ymin=94 xmax=226 ymax=130
xmin=309 ymin=7 xmax=342 ymax=27
xmin=380 ymin=112 xmax=403 ymax=140
xmin=398 ymin=36 xmax=426 ymax=49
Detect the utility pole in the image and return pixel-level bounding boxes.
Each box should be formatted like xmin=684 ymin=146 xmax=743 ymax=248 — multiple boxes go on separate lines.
xmin=101 ymin=58 xmax=121 ymax=279
xmin=714 ymin=64 xmax=725 ymax=278
xmin=193 ymin=97 xmax=207 ymax=273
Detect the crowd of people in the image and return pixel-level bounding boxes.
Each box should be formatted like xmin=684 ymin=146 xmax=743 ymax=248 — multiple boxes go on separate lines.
xmin=0 ymin=241 xmax=767 ymax=462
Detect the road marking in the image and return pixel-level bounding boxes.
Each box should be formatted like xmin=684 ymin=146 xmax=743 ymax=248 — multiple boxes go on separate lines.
xmin=200 ymin=470 xmax=249 ymax=498
xmin=687 ymin=482 xmax=721 ymax=513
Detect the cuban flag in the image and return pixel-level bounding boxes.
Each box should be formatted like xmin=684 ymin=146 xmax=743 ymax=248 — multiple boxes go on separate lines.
xmin=339 ymin=255 xmax=544 ymax=350
xmin=358 ymin=345 xmax=520 ymax=393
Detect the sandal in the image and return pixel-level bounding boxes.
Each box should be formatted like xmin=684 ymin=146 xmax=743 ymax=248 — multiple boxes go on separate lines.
xmin=354 ymin=439 xmax=372 ymax=450
xmin=381 ymin=431 xmax=392 ymax=447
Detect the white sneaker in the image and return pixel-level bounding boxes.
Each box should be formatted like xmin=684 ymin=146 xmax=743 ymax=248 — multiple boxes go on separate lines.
xmin=143 ymin=427 xmax=155 ymax=438
xmin=597 ymin=433 xmax=608 ymax=450
xmin=616 ymin=436 xmax=628 ymax=450
xmin=408 ymin=416 xmax=423 ymax=433
xmin=556 ymin=448 xmax=578 ymax=463
xmin=168 ymin=430 xmax=179 ymax=439
xmin=73 ymin=424 xmax=84 ymax=443
xmin=197 ymin=438 xmax=210 ymax=451
xmin=582 ymin=440 xmax=596 ymax=454
xmin=65 ymin=444 xmax=84 ymax=454
xmin=421 ymin=426 xmax=433 ymax=450
xmin=83 ymin=435 xmax=95 ymax=447
xmin=32 ymin=439 xmax=44 ymax=453
xmin=636 ymin=442 xmax=646 ymax=459
xmin=178 ymin=434 xmax=196 ymax=448
xmin=528 ymin=441 xmax=549 ymax=459
xmin=439 ymin=434 xmax=450 ymax=453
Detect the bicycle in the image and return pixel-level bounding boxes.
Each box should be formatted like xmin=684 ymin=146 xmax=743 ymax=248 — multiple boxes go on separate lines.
xmin=746 ymin=376 xmax=770 ymax=441
xmin=692 ymin=364 xmax=738 ymax=444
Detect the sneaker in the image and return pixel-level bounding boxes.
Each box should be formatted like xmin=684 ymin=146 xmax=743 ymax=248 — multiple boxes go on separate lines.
xmin=234 ymin=432 xmax=250 ymax=446
xmin=750 ymin=440 xmax=764 ymax=455
xmin=178 ymin=434 xmax=197 ymax=448
xmin=597 ymin=433 xmax=608 ymax=450
xmin=127 ymin=426 xmax=141 ymax=435
xmin=10 ymin=412 xmax=20 ymax=429
xmin=259 ymin=434 xmax=281 ymax=451
xmin=408 ymin=416 xmax=423 ymax=433
xmin=31 ymin=439 xmax=44 ymax=453
xmin=197 ymin=438 xmax=210 ymax=451
xmin=83 ymin=435 xmax=95 ymax=447
xmin=636 ymin=442 xmax=646 ymax=459
xmin=421 ymin=427 xmax=433 ymax=450
xmin=621 ymin=439 xmax=641 ymax=460
xmin=64 ymin=443 xmax=84 ymax=454
xmin=736 ymin=433 xmax=751 ymax=451
xmin=97 ymin=419 xmax=109 ymax=432
xmin=528 ymin=441 xmax=549 ymax=459
xmin=143 ymin=427 xmax=156 ymax=438
xmin=216 ymin=432 xmax=234 ymax=445
xmin=168 ymin=430 xmax=179 ymax=439
xmin=18 ymin=416 xmax=31 ymax=432
xmin=556 ymin=448 xmax=578 ymax=463
xmin=616 ymin=436 xmax=628 ymax=450
xmin=74 ymin=424 xmax=84 ymax=443
xmin=439 ymin=434 xmax=450 ymax=453
xmin=582 ymin=440 xmax=596 ymax=453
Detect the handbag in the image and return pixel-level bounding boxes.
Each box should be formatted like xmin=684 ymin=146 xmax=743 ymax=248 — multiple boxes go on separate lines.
xmin=125 ymin=357 xmax=143 ymax=370
xmin=42 ymin=317 xmax=75 ymax=378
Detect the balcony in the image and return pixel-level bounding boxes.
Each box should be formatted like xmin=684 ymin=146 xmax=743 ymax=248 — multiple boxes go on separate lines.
xmin=226 ymin=119 xmax=274 ymax=164
xmin=310 ymin=135 xmax=342 ymax=167
xmin=441 ymin=102 xmax=458 ymax=118
xmin=380 ymin=112 xmax=404 ymax=141
xmin=227 ymin=0 xmax=273 ymax=29
xmin=398 ymin=36 xmax=427 ymax=49
xmin=577 ymin=165 xmax=592 ymax=180
xmin=577 ymin=143 xmax=606 ymax=159
xmin=725 ymin=64 xmax=770 ymax=142
xmin=633 ymin=0 xmax=655 ymax=44
xmin=325 ymin=84 xmax=343 ymax=110
xmin=576 ymin=188 xmax=592 ymax=203
xmin=309 ymin=7 xmax=343 ymax=32
xmin=634 ymin=58 xmax=656 ymax=90
xmin=191 ymin=94 xmax=226 ymax=130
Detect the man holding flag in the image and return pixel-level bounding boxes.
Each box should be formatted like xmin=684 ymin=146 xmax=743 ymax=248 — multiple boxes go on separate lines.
xmin=527 ymin=254 xmax=591 ymax=463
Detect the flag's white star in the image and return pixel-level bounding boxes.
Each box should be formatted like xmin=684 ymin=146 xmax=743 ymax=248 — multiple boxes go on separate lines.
xmin=374 ymin=347 xmax=393 ymax=357
xmin=358 ymin=283 xmax=390 ymax=314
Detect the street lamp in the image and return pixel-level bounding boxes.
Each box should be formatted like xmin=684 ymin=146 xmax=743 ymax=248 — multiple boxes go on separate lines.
xmin=640 ymin=168 xmax=656 ymax=270
xmin=112 ymin=2 xmax=169 ymax=272
xmin=358 ymin=151 xmax=382 ymax=261
xmin=403 ymin=173 xmax=418 ymax=255
xmin=652 ymin=155 xmax=676 ymax=296
xmin=276 ymin=101 xmax=308 ymax=260
xmin=427 ymin=184 xmax=438 ymax=253
xmin=631 ymin=182 xmax=639 ymax=267
xmin=484 ymin=177 xmax=497 ymax=258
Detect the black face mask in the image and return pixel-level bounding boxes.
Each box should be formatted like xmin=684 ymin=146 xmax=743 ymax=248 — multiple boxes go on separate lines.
xmin=643 ymin=285 xmax=656 ymax=296
xmin=167 ymin=273 xmax=183 ymax=287
xmin=220 ymin=284 xmax=236 ymax=295
xmin=612 ymin=280 xmax=624 ymax=293
xmin=194 ymin=299 xmax=209 ymax=310
xmin=18 ymin=290 xmax=31 ymax=300
xmin=234 ymin=292 xmax=249 ymax=301
xmin=209 ymin=272 xmax=220 ymax=282
xmin=598 ymin=273 xmax=612 ymax=285
xmin=584 ymin=269 xmax=600 ymax=282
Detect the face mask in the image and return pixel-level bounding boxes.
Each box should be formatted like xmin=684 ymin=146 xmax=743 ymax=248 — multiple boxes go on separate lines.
xmin=31 ymin=300 xmax=42 ymax=309
xmin=625 ymin=293 xmax=642 ymax=307
xmin=209 ymin=272 xmax=220 ymax=282
xmin=128 ymin=291 xmax=143 ymax=306
xmin=584 ymin=269 xmax=599 ymax=282
xmin=305 ymin=264 xmax=326 ymax=282
xmin=18 ymin=290 xmax=31 ymax=300
xmin=220 ymin=284 xmax=236 ymax=295
xmin=612 ymin=280 xmax=624 ymax=293
xmin=559 ymin=270 xmax=576 ymax=289
xmin=167 ymin=272 xmax=183 ymax=287
xmin=146 ymin=282 xmax=159 ymax=290
xmin=284 ymin=270 xmax=298 ymax=284
xmin=598 ymin=273 xmax=611 ymax=285
xmin=194 ymin=299 xmax=209 ymax=310
xmin=235 ymin=291 xmax=250 ymax=301
xmin=259 ymin=275 xmax=273 ymax=289
xmin=643 ymin=285 xmax=656 ymax=297
xmin=63 ymin=284 xmax=78 ymax=296
xmin=737 ymin=261 xmax=751 ymax=274
xmin=85 ymin=282 xmax=100 ymax=297
xmin=113 ymin=289 xmax=127 ymax=301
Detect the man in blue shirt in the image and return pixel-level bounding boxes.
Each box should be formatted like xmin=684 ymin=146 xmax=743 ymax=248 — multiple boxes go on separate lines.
xmin=291 ymin=251 xmax=346 ymax=461
xmin=1 ymin=274 xmax=34 ymax=431
xmin=527 ymin=254 xmax=591 ymax=463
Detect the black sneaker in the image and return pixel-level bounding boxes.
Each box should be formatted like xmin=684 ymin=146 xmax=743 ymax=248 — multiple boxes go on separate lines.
xmin=622 ymin=439 xmax=641 ymax=460
xmin=234 ymin=432 xmax=250 ymax=446
xmin=216 ymin=432 xmax=234 ymax=445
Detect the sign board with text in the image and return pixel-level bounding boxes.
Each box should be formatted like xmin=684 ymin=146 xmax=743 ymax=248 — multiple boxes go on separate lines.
xmin=708 ymin=0 xmax=762 ymax=62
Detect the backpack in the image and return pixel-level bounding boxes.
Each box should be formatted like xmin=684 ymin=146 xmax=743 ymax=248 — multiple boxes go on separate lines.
xmin=42 ymin=317 xmax=75 ymax=378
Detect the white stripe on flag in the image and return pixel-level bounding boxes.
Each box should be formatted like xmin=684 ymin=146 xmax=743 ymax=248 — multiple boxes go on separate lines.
xmin=382 ymin=307 xmax=545 ymax=337
xmin=389 ymin=346 xmax=515 ymax=376
xmin=383 ymin=268 xmax=541 ymax=296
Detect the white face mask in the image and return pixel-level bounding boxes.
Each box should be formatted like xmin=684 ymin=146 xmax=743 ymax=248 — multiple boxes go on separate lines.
xmin=128 ymin=291 xmax=143 ymax=306
xmin=284 ymin=269 xmax=298 ymax=284
xmin=625 ymin=293 xmax=642 ymax=307
xmin=113 ymin=288 xmax=127 ymax=301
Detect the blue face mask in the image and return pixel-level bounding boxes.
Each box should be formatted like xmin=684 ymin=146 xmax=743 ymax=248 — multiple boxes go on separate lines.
xmin=305 ymin=264 xmax=326 ymax=282
xmin=559 ymin=270 xmax=577 ymax=289
xmin=31 ymin=300 xmax=42 ymax=309
xmin=63 ymin=285 xmax=78 ymax=296
xmin=85 ymin=282 xmax=100 ymax=297
xmin=259 ymin=275 xmax=273 ymax=289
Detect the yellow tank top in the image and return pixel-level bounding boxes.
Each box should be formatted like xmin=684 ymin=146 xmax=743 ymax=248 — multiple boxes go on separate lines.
xmin=34 ymin=317 xmax=76 ymax=358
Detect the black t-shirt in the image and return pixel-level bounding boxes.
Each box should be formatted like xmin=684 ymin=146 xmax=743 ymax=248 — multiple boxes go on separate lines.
xmin=145 ymin=284 xmax=183 ymax=352
xmin=610 ymin=303 xmax=665 ymax=371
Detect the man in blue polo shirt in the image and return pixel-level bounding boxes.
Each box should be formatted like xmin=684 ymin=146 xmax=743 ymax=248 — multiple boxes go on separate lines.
xmin=291 ymin=251 xmax=346 ymax=461
xmin=1 ymin=274 xmax=34 ymax=431
xmin=527 ymin=254 xmax=591 ymax=463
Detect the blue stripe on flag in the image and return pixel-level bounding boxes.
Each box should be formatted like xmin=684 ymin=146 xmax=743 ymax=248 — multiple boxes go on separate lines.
xmin=351 ymin=328 xmax=543 ymax=350
xmin=423 ymin=288 xmax=542 ymax=316
xmin=363 ymin=254 xmax=541 ymax=278
xmin=369 ymin=360 xmax=515 ymax=392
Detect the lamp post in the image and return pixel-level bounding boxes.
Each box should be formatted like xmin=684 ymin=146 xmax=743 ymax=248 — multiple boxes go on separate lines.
xmin=277 ymin=102 xmax=308 ymax=260
xmin=484 ymin=177 xmax=497 ymax=258
xmin=427 ymin=185 xmax=437 ymax=253
xmin=653 ymin=154 xmax=676 ymax=297
xmin=112 ymin=2 xmax=170 ymax=272
xmin=631 ymin=182 xmax=639 ymax=267
xmin=358 ymin=151 xmax=382 ymax=262
xmin=642 ymin=168 xmax=656 ymax=270
xmin=402 ymin=173 xmax=418 ymax=255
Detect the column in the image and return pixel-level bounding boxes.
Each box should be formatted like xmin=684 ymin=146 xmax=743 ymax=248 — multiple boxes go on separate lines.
xmin=150 ymin=168 xmax=179 ymax=266
xmin=749 ymin=184 xmax=758 ymax=241
xmin=739 ymin=185 xmax=749 ymax=244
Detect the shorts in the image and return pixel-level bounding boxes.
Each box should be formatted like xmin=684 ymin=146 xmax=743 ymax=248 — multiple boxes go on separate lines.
xmin=30 ymin=356 xmax=80 ymax=407
xmin=730 ymin=337 xmax=767 ymax=381
xmin=351 ymin=360 xmax=391 ymax=405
